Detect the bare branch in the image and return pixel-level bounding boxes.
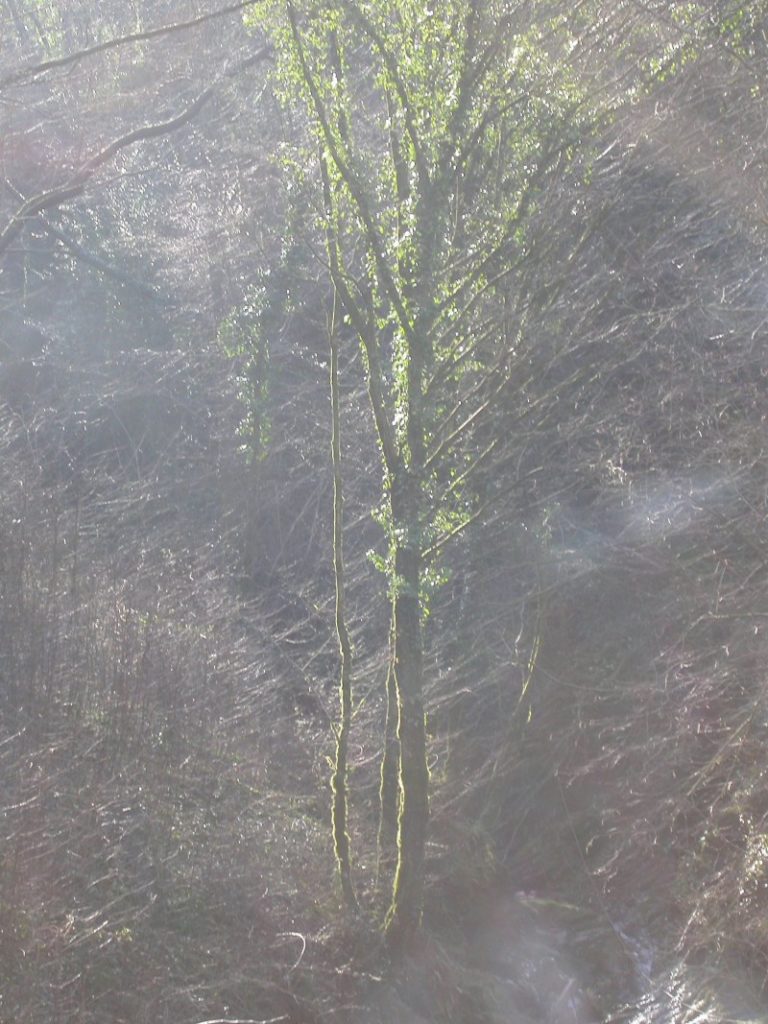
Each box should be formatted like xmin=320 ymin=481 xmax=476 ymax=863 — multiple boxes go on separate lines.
xmin=193 ymin=1018 xmax=289 ymax=1024
xmin=0 ymin=0 xmax=267 ymax=91
xmin=0 ymin=89 xmax=213 ymax=260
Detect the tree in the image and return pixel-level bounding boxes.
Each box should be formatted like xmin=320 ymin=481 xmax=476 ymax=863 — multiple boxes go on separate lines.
xmin=264 ymin=0 xmax=635 ymax=945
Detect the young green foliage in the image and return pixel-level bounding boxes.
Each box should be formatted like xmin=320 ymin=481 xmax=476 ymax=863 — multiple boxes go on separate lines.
xmin=252 ymin=0 xmax=680 ymax=943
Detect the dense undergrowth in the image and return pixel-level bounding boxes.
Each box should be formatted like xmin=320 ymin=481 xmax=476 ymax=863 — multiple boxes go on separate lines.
xmin=2 ymin=4 xmax=768 ymax=1023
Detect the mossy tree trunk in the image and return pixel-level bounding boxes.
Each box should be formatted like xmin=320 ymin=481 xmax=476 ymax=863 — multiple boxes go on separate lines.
xmin=277 ymin=0 xmax=625 ymax=949
xmin=329 ymin=293 xmax=358 ymax=912
xmin=377 ymin=617 xmax=399 ymax=879
xmin=385 ymin=469 xmax=429 ymax=941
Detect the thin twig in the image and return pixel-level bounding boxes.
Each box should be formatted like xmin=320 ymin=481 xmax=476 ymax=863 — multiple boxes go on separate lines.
xmin=193 ymin=1017 xmax=289 ymax=1024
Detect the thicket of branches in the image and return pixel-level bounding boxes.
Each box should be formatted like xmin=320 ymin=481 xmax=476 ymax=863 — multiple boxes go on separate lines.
xmin=1 ymin=2 xmax=768 ymax=1023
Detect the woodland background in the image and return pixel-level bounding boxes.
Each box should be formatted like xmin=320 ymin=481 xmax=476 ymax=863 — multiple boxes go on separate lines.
xmin=2 ymin=2 xmax=768 ymax=1022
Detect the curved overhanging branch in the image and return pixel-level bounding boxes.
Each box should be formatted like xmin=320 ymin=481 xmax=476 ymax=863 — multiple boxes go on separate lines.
xmin=0 ymin=42 xmax=272 ymax=265
xmin=0 ymin=89 xmax=212 ymax=261
xmin=0 ymin=0 xmax=267 ymax=91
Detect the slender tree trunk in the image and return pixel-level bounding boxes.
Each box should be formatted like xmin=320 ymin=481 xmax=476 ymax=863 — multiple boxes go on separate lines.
xmin=377 ymin=613 xmax=399 ymax=881
xmin=385 ymin=479 xmax=429 ymax=944
xmin=329 ymin=296 xmax=357 ymax=911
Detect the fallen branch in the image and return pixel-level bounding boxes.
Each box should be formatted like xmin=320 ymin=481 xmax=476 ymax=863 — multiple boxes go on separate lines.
xmin=43 ymin=218 xmax=166 ymax=302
